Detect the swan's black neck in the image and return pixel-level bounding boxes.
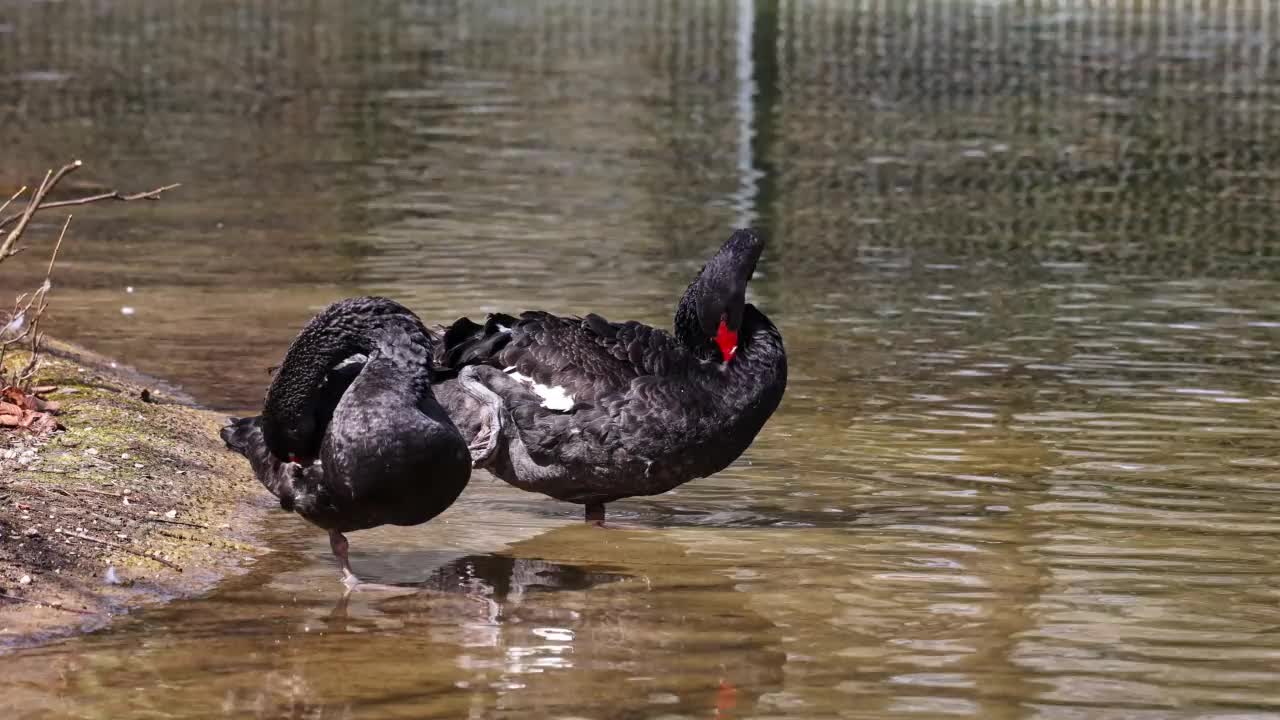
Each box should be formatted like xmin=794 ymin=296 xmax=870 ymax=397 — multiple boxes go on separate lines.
xmin=261 ymin=297 xmax=435 ymax=461
xmin=674 ymin=229 xmax=765 ymax=363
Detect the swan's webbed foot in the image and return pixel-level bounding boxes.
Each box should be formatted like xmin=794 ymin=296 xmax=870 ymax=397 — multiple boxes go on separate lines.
xmin=467 ymin=415 xmax=502 ymax=467
xmin=330 ymin=530 xmax=361 ymax=587
xmin=328 ymin=531 xmax=417 ymax=594
xmin=458 ymin=366 xmax=507 ymax=468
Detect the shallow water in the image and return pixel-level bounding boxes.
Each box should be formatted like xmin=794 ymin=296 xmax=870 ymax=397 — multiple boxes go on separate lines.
xmin=5 ymin=1 xmax=1280 ymax=718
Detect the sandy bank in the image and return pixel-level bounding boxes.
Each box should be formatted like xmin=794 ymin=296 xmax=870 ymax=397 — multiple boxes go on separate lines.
xmin=0 ymin=339 xmax=266 ymax=649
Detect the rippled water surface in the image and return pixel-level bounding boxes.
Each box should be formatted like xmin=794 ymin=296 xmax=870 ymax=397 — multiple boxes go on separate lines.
xmin=4 ymin=1 xmax=1280 ymax=718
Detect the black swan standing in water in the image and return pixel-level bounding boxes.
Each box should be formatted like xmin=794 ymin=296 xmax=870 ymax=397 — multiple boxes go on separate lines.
xmin=436 ymin=228 xmax=787 ymax=526
xmin=221 ymin=297 xmax=473 ymax=587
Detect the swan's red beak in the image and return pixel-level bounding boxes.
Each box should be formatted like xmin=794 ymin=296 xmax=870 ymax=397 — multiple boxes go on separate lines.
xmin=715 ymin=318 xmax=738 ymax=363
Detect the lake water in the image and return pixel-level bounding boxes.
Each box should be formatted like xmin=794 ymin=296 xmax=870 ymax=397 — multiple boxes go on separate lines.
xmin=3 ymin=1 xmax=1280 ymax=718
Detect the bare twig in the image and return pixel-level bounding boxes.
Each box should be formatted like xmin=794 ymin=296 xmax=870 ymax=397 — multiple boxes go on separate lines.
xmin=0 ymin=186 xmax=27 ymax=218
xmin=0 ymin=162 xmax=176 ymax=391
xmin=46 ymin=214 xmax=70 ymax=276
xmin=0 ymin=183 xmax=180 ymax=227
xmin=73 ymin=487 xmax=122 ymax=498
xmin=0 ymin=163 xmax=70 ymax=261
xmin=0 ymin=178 xmax=180 ymax=238
xmin=60 ymin=530 xmax=183 ymax=572
xmin=0 ymin=290 xmax=40 ymax=349
xmin=11 ymin=215 xmax=72 ymax=386
xmin=143 ymin=516 xmax=207 ymax=529
xmin=0 ymin=592 xmax=97 ymax=616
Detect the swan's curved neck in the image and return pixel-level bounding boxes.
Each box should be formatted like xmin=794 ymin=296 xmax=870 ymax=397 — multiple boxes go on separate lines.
xmin=260 ymin=298 xmax=434 ymax=459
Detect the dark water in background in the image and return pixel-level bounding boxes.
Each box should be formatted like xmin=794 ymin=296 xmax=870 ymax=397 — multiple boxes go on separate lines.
xmin=4 ymin=1 xmax=1280 ymax=718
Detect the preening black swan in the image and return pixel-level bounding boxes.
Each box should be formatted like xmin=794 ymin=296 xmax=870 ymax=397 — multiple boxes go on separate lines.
xmin=221 ymin=297 xmax=473 ymax=587
xmin=437 ymin=228 xmax=787 ymax=525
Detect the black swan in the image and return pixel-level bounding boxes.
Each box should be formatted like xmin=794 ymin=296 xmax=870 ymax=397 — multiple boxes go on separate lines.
xmin=436 ymin=228 xmax=787 ymax=525
xmin=220 ymin=297 xmax=473 ymax=587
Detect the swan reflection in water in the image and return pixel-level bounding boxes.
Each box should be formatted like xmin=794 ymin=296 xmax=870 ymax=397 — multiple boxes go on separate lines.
xmin=318 ymin=527 xmax=787 ymax=719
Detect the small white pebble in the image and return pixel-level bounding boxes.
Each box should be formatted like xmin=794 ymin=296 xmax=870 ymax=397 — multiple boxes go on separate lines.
xmin=122 ymin=498 xmax=130 ymax=506
xmin=120 ymin=453 xmax=130 ymax=460
xmin=120 ymin=306 xmax=135 ymax=316
xmin=85 ymin=448 xmax=99 ymax=456
xmin=164 ymin=509 xmax=177 ymax=519
xmin=133 ymin=463 xmax=144 ymax=469
xmin=18 ymin=575 xmax=31 ymax=585
xmin=125 ymin=286 xmax=134 ymax=293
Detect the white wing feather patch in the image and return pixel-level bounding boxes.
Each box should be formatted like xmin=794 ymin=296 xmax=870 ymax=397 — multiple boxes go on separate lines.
xmin=506 ymin=369 xmax=575 ymax=411
xmin=333 ymin=354 xmax=367 ymax=371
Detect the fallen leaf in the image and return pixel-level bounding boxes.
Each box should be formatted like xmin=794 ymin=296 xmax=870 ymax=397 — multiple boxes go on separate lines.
xmin=28 ymin=413 xmax=63 ymax=435
xmin=30 ymin=396 xmax=60 ymax=413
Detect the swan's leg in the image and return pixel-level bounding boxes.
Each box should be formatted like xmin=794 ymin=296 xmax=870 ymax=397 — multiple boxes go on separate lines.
xmin=585 ymin=502 xmax=606 ymax=528
xmin=458 ymin=366 xmax=506 ymax=467
xmin=329 ymin=530 xmax=360 ymax=588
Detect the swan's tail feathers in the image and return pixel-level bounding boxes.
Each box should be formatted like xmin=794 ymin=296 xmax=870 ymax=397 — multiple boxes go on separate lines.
xmin=440 ymin=313 xmax=518 ymax=368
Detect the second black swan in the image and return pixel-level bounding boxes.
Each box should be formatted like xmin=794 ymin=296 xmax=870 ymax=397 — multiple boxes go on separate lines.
xmin=436 ymin=228 xmax=787 ymax=525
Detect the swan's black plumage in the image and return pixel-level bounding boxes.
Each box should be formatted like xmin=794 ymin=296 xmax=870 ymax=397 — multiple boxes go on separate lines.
xmin=437 ymin=229 xmax=787 ymax=524
xmin=220 ymin=297 xmax=472 ymax=585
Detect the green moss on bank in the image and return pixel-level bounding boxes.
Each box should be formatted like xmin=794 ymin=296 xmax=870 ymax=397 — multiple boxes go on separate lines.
xmin=0 ymin=342 xmax=264 ymax=647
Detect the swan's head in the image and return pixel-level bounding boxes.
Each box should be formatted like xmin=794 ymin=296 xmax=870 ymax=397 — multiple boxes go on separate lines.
xmin=674 ymin=228 xmax=764 ymax=364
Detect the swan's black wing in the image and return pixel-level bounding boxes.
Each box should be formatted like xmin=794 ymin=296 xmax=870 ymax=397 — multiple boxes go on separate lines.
xmin=440 ymin=311 xmax=695 ymax=408
xmin=440 ymin=311 xmax=729 ymax=472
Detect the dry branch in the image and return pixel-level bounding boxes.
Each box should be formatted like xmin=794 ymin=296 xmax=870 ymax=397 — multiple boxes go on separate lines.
xmin=142 ymin=516 xmax=208 ymax=529
xmin=0 ymin=183 xmax=179 ymax=232
xmin=9 ymin=215 xmax=73 ymax=386
xmin=0 ymin=163 xmax=72 ymax=261
xmin=0 ymin=592 xmax=97 ymax=615
xmin=0 ymin=160 xmax=179 ymax=257
xmin=60 ymin=530 xmax=184 ymax=572
xmin=0 ymin=186 xmax=27 ymax=218
xmin=0 ymin=161 xmax=177 ymax=394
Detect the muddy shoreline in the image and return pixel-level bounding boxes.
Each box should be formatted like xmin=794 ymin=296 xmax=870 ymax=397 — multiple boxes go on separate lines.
xmin=0 ymin=339 xmax=267 ymax=650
